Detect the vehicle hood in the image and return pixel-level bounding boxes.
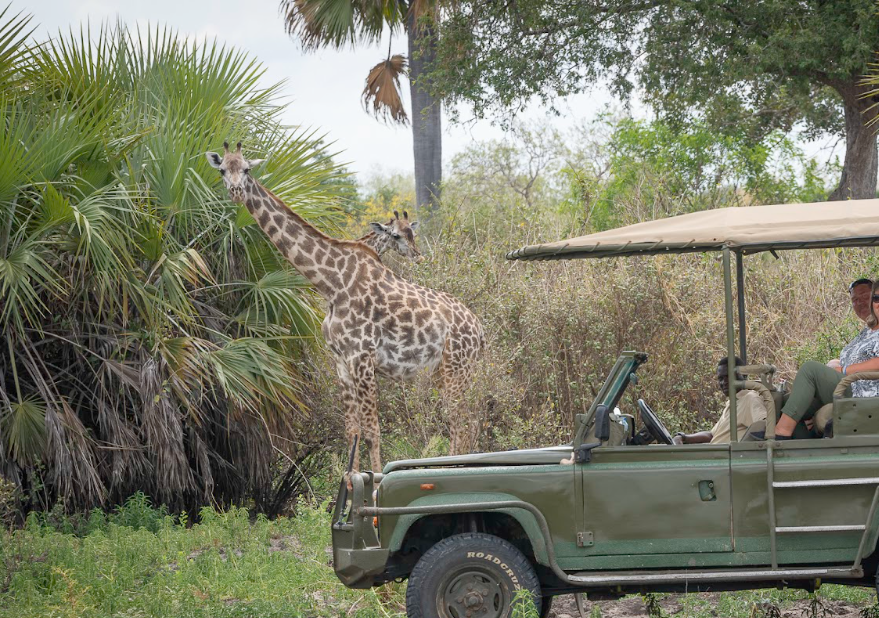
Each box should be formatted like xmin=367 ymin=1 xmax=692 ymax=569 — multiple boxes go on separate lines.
xmin=382 ymin=445 xmax=573 ymax=473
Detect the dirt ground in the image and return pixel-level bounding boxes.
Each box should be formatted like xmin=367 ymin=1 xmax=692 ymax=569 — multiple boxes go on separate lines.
xmin=548 ymin=592 xmax=869 ymax=617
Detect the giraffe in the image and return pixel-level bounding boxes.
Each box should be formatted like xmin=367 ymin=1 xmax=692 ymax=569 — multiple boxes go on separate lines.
xmin=206 ymin=142 xmax=484 ymax=472
xmin=358 ymin=210 xmax=423 ymax=263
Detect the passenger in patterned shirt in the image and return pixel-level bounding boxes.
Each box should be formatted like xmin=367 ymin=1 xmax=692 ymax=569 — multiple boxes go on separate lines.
xmin=776 ymin=280 xmax=879 ymax=439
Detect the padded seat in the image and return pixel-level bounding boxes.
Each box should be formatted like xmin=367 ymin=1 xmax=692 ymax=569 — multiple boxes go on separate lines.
xmin=814 ymin=403 xmax=833 ymax=436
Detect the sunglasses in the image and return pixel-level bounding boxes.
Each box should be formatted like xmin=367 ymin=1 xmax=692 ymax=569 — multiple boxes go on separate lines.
xmin=872 ymin=295 xmax=879 ymax=303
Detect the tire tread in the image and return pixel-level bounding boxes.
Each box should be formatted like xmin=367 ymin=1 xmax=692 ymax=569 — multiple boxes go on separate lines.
xmin=405 ymin=532 xmax=541 ymax=618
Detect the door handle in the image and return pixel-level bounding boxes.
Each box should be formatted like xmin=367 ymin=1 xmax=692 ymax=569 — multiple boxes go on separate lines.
xmin=698 ymin=480 xmax=717 ymax=501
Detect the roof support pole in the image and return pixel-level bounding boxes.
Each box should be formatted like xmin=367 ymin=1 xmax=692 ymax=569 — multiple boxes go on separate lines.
xmin=723 ymin=247 xmax=737 ymax=441
xmin=736 ymin=251 xmax=747 ymax=364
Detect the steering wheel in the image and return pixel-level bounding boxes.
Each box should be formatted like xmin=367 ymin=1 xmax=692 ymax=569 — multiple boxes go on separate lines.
xmin=637 ymin=399 xmax=674 ymax=445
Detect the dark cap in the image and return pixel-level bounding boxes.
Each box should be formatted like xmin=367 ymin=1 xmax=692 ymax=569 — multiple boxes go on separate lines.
xmin=849 ymin=278 xmax=873 ymax=292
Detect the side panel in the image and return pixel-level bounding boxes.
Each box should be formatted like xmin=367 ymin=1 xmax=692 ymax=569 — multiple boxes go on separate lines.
xmin=574 ymin=445 xmax=732 ymax=569
xmin=731 ymin=438 xmax=879 ymax=566
xmin=378 ymin=464 xmax=577 ymax=565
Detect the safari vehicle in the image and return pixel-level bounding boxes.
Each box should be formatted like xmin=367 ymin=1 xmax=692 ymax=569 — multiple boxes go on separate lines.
xmin=332 ymin=200 xmax=879 ymax=617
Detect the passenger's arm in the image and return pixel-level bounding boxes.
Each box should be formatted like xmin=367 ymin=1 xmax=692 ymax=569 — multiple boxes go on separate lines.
xmin=842 ymin=357 xmax=879 ymax=374
xmin=672 ymin=431 xmax=713 ymax=445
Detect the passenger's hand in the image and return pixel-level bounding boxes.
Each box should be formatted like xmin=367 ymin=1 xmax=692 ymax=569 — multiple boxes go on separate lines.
xmin=672 ymin=434 xmax=684 ymax=445
xmin=826 ymin=359 xmax=841 ymax=369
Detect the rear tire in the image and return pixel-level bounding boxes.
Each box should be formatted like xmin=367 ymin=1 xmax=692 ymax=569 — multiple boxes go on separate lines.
xmin=405 ymin=532 xmax=542 ymax=618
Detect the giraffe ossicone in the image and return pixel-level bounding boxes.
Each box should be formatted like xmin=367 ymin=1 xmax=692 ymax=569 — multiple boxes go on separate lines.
xmin=206 ymin=143 xmax=485 ymax=473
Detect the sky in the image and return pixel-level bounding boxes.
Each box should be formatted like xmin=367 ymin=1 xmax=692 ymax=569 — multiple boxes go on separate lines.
xmin=27 ymin=0 xmax=620 ymax=181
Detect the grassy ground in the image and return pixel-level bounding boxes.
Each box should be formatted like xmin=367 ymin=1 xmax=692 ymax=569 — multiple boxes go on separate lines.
xmin=1 ymin=497 xmax=876 ymax=618
xmin=0 ymin=499 xmax=405 ymax=618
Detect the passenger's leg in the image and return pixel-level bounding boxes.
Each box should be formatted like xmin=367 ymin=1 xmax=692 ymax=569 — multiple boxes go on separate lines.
xmin=776 ymin=361 xmax=842 ymax=437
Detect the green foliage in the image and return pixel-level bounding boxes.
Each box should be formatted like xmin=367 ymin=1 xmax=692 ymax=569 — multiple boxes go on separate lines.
xmin=0 ymin=10 xmax=349 ymax=514
xmin=0 ymin=503 xmax=406 ymax=618
xmin=430 ymin=0 xmax=879 ymax=199
xmin=510 ymin=587 xmax=540 ymax=617
xmin=806 ymin=593 xmax=831 ymax=618
xmin=643 ymin=593 xmax=665 ymax=618
xmin=431 ymin=0 xmax=875 ymax=133
xmin=750 ymin=600 xmax=782 ymax=618
xmin=564 ymin=115 xmax=833 ymax=231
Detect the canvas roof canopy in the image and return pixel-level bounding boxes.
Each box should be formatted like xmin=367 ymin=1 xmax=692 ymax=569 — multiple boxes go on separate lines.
xmin=506 ymin=199 xmax=879 ymax=261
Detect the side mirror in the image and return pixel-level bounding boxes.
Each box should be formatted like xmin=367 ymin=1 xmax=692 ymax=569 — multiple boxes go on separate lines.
xmin=594 ymin=405 xmax=611 ymax=442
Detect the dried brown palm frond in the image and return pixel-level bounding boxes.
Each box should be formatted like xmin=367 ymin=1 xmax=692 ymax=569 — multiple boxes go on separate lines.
xmin=138 ymin=355 xmax=196 ymax=505
xmin=363 ymin=54 xmax=409 ymax=125
xmin=94 ymin=392 xmax=150 ymax=499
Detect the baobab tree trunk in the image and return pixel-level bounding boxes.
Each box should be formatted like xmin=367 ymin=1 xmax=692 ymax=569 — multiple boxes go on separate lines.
xmin=407 ymin=14 xmax=442 ymax=219
xmin=829 ymin=79 xmax=878 ymax=201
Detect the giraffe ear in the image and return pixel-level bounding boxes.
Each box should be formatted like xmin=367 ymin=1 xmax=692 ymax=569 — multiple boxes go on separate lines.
xmin=247 ymin=158 xmax=266 ymax=169
xmin=409 ymin=221 xmax=419 ymax=231
xmin=206 ymin=152 xmax=223 ymax=169
xmin=370 ymin=222 xmax=391 ymax=235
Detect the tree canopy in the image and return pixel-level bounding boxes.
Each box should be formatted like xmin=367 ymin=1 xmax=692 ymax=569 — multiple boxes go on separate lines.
xmin=430 ymin=0 xmax=879 ymax=200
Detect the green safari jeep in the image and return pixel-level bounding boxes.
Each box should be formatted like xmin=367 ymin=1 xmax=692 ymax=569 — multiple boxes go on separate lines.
xmin=331 ymin=200 xmax=879 ymax=617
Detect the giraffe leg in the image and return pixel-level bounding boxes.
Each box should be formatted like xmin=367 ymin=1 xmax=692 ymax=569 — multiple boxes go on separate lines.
xmin=335 ymin=359 xmax=361 ymax=474
xmin=349 ymin=353 xmax=382 ymax=472
xmin=441 ymin=349 xmax=477 ymax=456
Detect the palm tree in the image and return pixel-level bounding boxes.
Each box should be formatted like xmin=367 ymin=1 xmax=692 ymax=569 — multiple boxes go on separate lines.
xmin=0 ymin=9 xmax=347 ymax=513
xmin=281 ymin=0 xmax=443 ymax=219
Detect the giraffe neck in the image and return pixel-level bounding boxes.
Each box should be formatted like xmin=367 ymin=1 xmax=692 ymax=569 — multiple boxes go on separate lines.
xmin=357 ymin=231 xmax=390 ymax=256
xmin=242 ymin=180 xmax=372 ymax=300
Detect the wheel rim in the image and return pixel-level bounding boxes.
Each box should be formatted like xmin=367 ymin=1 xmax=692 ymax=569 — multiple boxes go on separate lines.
xmin=436 ymin=566 xmax=509 ymax=618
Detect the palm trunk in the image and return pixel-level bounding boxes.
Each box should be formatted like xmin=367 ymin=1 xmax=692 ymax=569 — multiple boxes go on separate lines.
xmin=828 ymin=79 xmax=879 ymax=201
xmin=407 ymin=14 xmax=442 ymax=219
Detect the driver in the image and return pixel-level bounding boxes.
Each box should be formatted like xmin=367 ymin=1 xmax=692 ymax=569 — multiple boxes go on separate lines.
xmin=672 ymin=356 xmax=768 ymax=445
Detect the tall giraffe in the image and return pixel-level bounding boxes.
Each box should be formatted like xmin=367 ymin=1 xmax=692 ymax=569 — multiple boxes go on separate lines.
xmin=206 ymin=142 xmax=484 ymax=471
xmin=358 ymin=210 xmax=423 ymax=262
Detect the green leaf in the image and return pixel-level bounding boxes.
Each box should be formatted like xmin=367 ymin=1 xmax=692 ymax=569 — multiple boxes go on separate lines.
xmin=1 ymin=396 xmax=47 ymax=465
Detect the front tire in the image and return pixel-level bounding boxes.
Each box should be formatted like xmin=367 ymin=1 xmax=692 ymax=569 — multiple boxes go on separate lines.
xmin=539 ymin=595 xmax=554 ymax=618
xmin=405 ymin=532 xmax=542 ymax=618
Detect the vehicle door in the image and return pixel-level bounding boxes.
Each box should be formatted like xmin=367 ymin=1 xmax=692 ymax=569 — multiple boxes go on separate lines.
xmin=573 ymin=444 xmax=733 ymax=568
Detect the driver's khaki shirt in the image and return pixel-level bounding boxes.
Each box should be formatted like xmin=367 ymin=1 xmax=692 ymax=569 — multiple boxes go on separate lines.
xmin=709 ymin=390 xmax=768 ymax=444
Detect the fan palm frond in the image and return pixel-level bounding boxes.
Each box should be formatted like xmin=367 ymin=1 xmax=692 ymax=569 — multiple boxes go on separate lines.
xmin=203 ymin=338 xmax=305 ymax=415
xmin=0 ymin=5 xmax=35 ymax=95
xmin=281 ymin=0 xmax=406 ymax=50
xmin=0 ymin=233 xmax=61 ymax=332
xmin=1 ymin=396 xmax=46 ymax=466
xmin=234 ymin=269 xmax=320 ymax=338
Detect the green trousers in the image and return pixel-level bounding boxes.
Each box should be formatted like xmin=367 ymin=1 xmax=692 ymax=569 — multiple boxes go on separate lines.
xmin=780 ymin=361 xmax=847 ymax=437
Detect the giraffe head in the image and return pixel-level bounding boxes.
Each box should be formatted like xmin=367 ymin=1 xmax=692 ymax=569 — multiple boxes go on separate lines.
xmin=205 ymin=141 xmax=265 ymax=204
xmin=369 ymin=210 xmax=423 ymax=261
